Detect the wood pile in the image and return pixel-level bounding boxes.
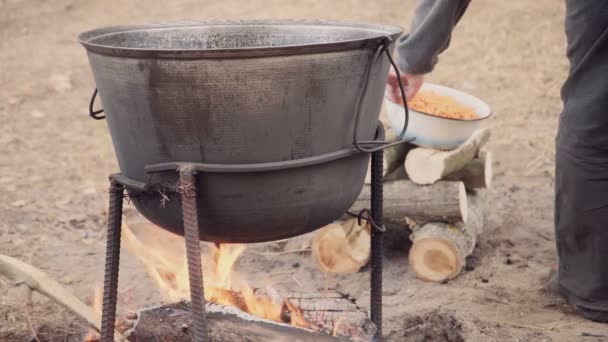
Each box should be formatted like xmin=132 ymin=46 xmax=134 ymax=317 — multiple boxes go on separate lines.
xmin=314 ymin=128 xmax=492 ymax=282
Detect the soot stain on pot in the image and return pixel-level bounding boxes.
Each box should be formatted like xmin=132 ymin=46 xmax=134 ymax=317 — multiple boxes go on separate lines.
xmin=146 ymin=59 xmax=173 ymax=160
xmin=146 ymin=59 xmax=214 ymax=161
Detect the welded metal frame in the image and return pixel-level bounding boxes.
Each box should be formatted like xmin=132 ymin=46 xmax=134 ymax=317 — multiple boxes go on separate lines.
xmin=98 ymin=124 xmax=398 ymax=342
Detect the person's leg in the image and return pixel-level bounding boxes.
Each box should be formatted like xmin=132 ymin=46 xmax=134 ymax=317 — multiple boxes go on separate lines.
xmin=555 ymin=0 xmax=608 ymax=322
xmin=555 ymin=143 xmax=608 ymax=322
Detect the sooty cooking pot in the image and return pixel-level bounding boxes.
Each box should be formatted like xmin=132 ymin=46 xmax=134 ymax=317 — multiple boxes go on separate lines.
xmin=79 ymin=20 xmax=403 ymax=242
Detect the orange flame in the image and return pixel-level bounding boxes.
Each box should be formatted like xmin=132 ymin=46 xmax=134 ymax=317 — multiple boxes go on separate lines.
xmin=121 ymin=222 xmax=309 ymax=328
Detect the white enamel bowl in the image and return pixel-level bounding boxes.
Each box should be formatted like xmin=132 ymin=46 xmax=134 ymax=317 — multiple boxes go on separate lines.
xmin=385 ymin=83 xmax=492 ymax=150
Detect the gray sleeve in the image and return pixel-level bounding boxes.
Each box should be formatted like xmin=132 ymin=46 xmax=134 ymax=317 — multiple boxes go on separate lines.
xmin=396 ymin=0 xmax=471 ymax=74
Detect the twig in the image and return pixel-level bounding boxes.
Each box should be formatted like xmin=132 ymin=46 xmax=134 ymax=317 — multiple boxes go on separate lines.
xmin=266 ymin=270 xmax=295 ymax=277
xmin=249 ymin=248 xmax=311 ymax=257
xmin=535 ymin=231 xmax=553 ymax=241
xmin=476 ymin=288 xmax=511 ymax=305
xmin=482 ymin=296 xmax=511 ymax=305
xmin=582 ymin=332 xmax=608 ymax=338
xmin=487 ymin=319 xmax=548 ymax=331
xmin=488 ymin=319 xmax=580 ymax=331
xmin=292 ymin=275 xmax=303 ymax=288
xmin=549 ymin=320 xmax=581 ymax=329
xmin=24 ymin=302 xmax=41 ymax=342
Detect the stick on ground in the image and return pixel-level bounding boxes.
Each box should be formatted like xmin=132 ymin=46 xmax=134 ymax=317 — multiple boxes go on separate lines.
xmin=0 ymin=254 xmax=128 ymax=342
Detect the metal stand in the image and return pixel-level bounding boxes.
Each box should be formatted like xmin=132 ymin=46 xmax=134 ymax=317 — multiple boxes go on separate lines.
xmin=178 ymin=166 xmax=209 ymax=341
xmin=370 ymin=146 xmax=384 ymax=340
xmin=100 ymin=181 xmax=123 ymax=342
xmin=98 ymin=123 xmax=395 ymax=342
xmin=99 ymin=171 xmax=212 ymax=342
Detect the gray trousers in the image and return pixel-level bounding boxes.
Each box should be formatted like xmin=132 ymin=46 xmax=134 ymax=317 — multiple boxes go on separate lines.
xmin=556 ymin=1 xmax=608 ymax=320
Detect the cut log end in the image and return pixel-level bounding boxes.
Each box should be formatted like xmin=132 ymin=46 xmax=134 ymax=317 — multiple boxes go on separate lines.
xmin=409 ymin=201 xmax=484 ymax=282
xmin=312 ymin=219 xmax=370 ymax=274
xmin=409 ymin=237 xmax=463 ymax=282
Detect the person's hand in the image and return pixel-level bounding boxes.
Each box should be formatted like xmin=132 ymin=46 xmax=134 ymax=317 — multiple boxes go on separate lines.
xmin=385 ymin=67 xmax=424 ymax=104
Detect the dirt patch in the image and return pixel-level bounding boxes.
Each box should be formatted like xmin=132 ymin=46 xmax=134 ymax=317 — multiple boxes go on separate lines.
xmin=2 ymin=0 xmax=608 ymax=341
xmin=387 ymin=310 xmax=465 ymax=342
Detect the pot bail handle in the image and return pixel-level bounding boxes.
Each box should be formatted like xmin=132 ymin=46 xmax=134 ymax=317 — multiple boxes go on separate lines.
xmin=352 ymin=37 xmax=413 ymax=153
xmin=89 ymin=88 xmax=105 ymax=120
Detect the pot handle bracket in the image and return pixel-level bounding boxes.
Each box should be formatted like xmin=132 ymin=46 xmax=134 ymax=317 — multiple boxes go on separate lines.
xmin=352 ymin=37 xmax=414 ymax=153
xmin=89 ymin=88 xmax=106 ymax=120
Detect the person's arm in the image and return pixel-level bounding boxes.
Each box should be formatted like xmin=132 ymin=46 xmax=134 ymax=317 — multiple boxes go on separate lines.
xmin=387 ymin=0 xmax=471 ymax=101
xmin=397 ymin=0 xmax=471 ymax=74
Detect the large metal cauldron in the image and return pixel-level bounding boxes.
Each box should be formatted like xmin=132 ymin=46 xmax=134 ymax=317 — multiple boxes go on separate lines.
xmin=80 ymin=20 xmax=403 ymax=242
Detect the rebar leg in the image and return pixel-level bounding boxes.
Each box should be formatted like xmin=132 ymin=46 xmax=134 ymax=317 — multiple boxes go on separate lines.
xmin=178 ymin=166 xmax=208 ymax=342
xmin=370 ymin=146 xmax=385 ymax=340
xmin=100 ymin=181 xmax=124 ymax=342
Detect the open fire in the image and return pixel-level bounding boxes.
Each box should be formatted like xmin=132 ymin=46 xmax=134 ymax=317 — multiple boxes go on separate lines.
xmin=87 ymin=220 xmax=309 ymax=340
xmin=82 ymin=215 xmax=379 ymax=341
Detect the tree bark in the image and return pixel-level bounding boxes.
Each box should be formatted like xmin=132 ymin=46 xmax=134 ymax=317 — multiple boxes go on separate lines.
xmin=350 ymin=180 xmax=468 ymax=224
xmin=443 ymin=150 xmax=493 ymax=190
xmin=364 ymin=129 xmax=415 ymax=184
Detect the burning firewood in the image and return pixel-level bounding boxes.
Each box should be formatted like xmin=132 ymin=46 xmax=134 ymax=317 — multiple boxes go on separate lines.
xmin=119 ymin=212 xmax=375 ymax=340
xmin=404 ymin=128 xmax=491 ymax=185
xmin=311 ymin=219 xmax=370 ymax=274
xmin=285 ymin=291 xmax=375 ymax=339
xmin=126 ymin=291 xmax=375 ymax=342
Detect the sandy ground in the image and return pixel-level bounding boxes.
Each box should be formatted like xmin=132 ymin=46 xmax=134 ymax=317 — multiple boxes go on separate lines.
xmin=1 ymin=0 xmax=607 ymax=341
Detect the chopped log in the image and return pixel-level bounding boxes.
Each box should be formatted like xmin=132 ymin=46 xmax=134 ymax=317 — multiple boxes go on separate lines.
xmin=285 ymin=292 xmax=376 ymax=340
xmin=127 ymin=302 xmax=341 ymax=342
xmin=370 ymin=150 xmax=493 ymax=190
xmin=408 ymin=202 xmax=484 ymax=282
xmin=0 ymin=254 xmax=128 ymax=342
xmin=127 ymin=292 xmax=375 ymax=342
xmin=443 ymin=150 xmax=493 ymax=190
xmin=404 ymin=128 xmax=491 ymax=185
xmin=350 ymin=180 xmax=468 ymax=224
xmin=364 ymin=129 xmax=414 ymax=184
xmin=312 ymin=219 xmax=370 ymax=274
xmin=382 ymin=165 xmax=407 ymax=182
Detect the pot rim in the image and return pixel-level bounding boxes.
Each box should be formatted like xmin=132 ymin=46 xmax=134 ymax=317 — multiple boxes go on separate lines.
xmin=78 ymin=19 xmax=404 ymax=59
